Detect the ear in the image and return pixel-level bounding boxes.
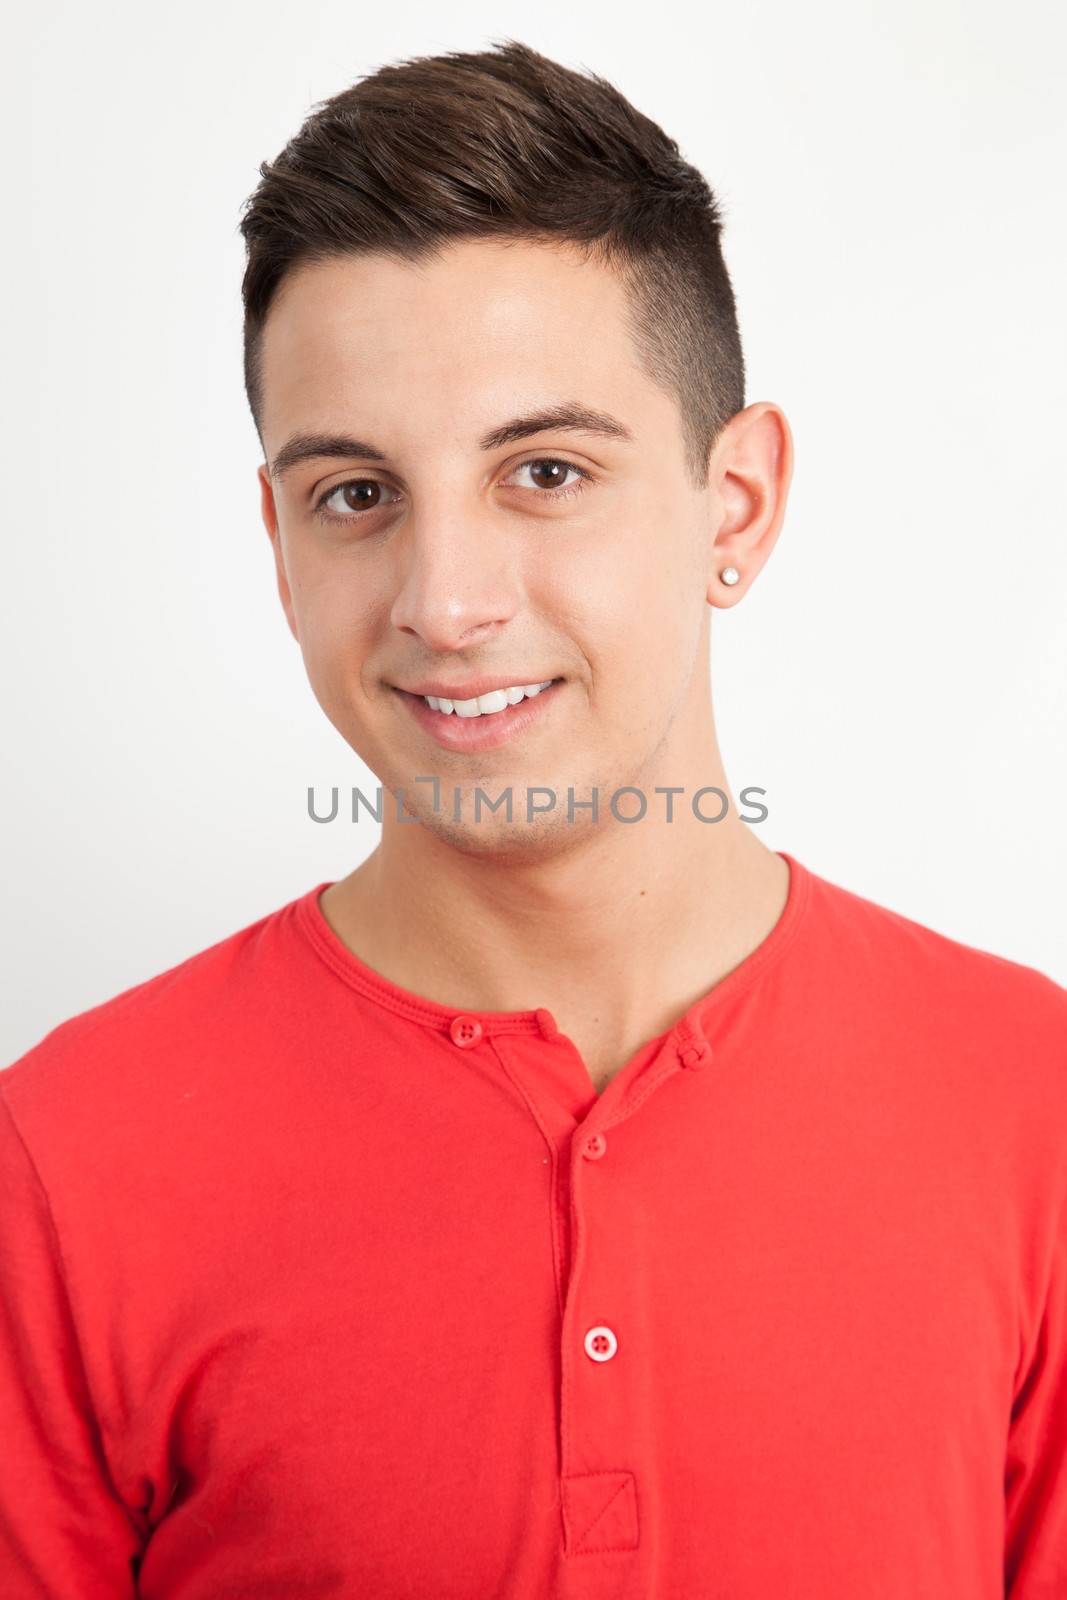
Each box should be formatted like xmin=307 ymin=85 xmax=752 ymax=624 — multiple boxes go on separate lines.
xmin=704 ymin=402 xmax=793 ymax=608
xmin=258 ymin=465 xmax=299 ymax=642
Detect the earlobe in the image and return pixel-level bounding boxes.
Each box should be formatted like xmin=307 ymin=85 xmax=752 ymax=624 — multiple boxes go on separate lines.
xmin=273 ymin=557 xmax=298 ymax=643
xmin=706 ymin=565 xmax=747 ymax=607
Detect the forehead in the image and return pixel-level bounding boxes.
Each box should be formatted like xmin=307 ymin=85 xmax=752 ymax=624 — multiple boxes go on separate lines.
xmin=257 ymin=238 xmax=662 ymax=447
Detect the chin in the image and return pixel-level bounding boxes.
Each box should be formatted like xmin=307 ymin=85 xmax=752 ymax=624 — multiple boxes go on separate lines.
xmin=415 ymin=807 xmax=598 ymax=863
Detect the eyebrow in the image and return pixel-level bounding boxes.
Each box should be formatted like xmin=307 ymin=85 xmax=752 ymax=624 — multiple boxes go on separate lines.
xmin=268 ymin=402 xmax=634 ymax=483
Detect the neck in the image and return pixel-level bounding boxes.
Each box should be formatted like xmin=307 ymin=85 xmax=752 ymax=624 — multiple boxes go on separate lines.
xmin=320 ymin=690 xmax=789 ymax=1058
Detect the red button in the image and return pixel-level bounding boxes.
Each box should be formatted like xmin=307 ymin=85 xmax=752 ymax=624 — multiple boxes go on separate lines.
xmin=678 ymin=1042 xmax=709 ymax=1070
xmin=582 ymin=1133 xmax=607 ymax=1161
xmin=449 ymin=1015 xmax=484 ymax=1048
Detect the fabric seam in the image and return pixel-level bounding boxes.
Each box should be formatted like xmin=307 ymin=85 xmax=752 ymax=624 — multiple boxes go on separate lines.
xmin=0 ymin=1085 xmax=138 ymax=1525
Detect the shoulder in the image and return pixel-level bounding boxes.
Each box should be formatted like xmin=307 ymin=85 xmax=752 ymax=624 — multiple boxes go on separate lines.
xmin=789 ymin=860 xmax=1067 ymax=1213
xmin=0 ymin=886 xmax=319 ymax=1123
xmin=800 ymin=858 xmax=1067 ymax=1064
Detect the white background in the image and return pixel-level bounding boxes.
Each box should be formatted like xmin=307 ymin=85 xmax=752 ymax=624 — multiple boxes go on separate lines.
xmin=4 ymin=0 xmax=1065 ymax=1063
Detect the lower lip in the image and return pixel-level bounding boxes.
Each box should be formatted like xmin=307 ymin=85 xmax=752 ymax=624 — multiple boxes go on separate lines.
xmin=393 ymin=681 xmax=565 ymax=751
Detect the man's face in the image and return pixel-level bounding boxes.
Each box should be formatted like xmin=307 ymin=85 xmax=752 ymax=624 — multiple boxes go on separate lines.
xmin=257 ymin=237 xmax=726 ymax=857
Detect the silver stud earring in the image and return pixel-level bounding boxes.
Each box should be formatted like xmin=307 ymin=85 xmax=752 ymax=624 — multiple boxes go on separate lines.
xmin=720 ymin=566 xmax=741 ymax=587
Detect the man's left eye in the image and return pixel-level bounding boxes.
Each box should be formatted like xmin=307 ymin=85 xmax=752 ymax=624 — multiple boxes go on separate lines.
xmin=509 ymin=459 xmax=588 ymax=492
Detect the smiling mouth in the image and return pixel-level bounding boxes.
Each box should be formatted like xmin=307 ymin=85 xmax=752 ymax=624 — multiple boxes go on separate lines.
xmin=396 ymin=679 xmax=564 ymax=719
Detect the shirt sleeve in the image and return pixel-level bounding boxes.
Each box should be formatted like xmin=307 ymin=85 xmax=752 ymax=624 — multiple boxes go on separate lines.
xmin=1004 ymin=1184 xmax=1067 ymax=1595
xmin=0 ymin=1084 xmax=143 ymax=1596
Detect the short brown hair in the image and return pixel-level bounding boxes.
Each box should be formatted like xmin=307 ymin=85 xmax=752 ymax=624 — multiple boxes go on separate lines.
xmin=238 ymin=39 xmax=746 ymax=487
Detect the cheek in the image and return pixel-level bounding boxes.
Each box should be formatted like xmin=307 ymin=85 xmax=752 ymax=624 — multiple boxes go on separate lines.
xmin=553 ymin=526 xmax=706 ymax=736
xmin=554 ymin=517 xmax=701 ymax=647
xmin=288 ymin=559 xmax=381 ymax=693
xmin=293 ymin=541 xmax=378 ymax=627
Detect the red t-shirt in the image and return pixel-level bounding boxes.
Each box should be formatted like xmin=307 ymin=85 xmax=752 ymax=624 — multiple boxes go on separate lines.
xmin=1 ymin=851 xmax=1065 ymax=1597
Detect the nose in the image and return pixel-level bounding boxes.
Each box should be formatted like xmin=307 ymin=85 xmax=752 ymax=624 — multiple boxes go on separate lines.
xmin=388 ymin=507 xmax=521 ymax=652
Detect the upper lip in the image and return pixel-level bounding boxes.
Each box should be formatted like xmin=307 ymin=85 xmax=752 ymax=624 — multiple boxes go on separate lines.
xmin=394 ymin=676 xmax=559 ymax=700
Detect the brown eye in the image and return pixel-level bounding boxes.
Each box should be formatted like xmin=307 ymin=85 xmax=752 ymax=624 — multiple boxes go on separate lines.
xmin=315 ymin=478 xmax=401 ymax=522
xmin=527 ymin=460 xmax=571 ymax=489
xmin=506 ymin=458 xmax=591 ymax=497
xmin=339 ymin=480 xmax=382 ymax=511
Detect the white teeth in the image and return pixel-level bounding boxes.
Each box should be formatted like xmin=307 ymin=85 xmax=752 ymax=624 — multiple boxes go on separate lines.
xmin=422 ymin=679 xmax=555 ymax=716
xmin=475 ymin=689 xmax=509 ymax=714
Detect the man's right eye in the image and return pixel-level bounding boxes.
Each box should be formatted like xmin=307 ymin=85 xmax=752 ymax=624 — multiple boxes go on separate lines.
xmin=314 ymin=479 xmax=402 ymax=521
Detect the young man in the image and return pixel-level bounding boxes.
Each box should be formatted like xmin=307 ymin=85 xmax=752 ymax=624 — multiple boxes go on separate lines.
xmin=1 ymin=39 xmax=1064 ymax=1599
